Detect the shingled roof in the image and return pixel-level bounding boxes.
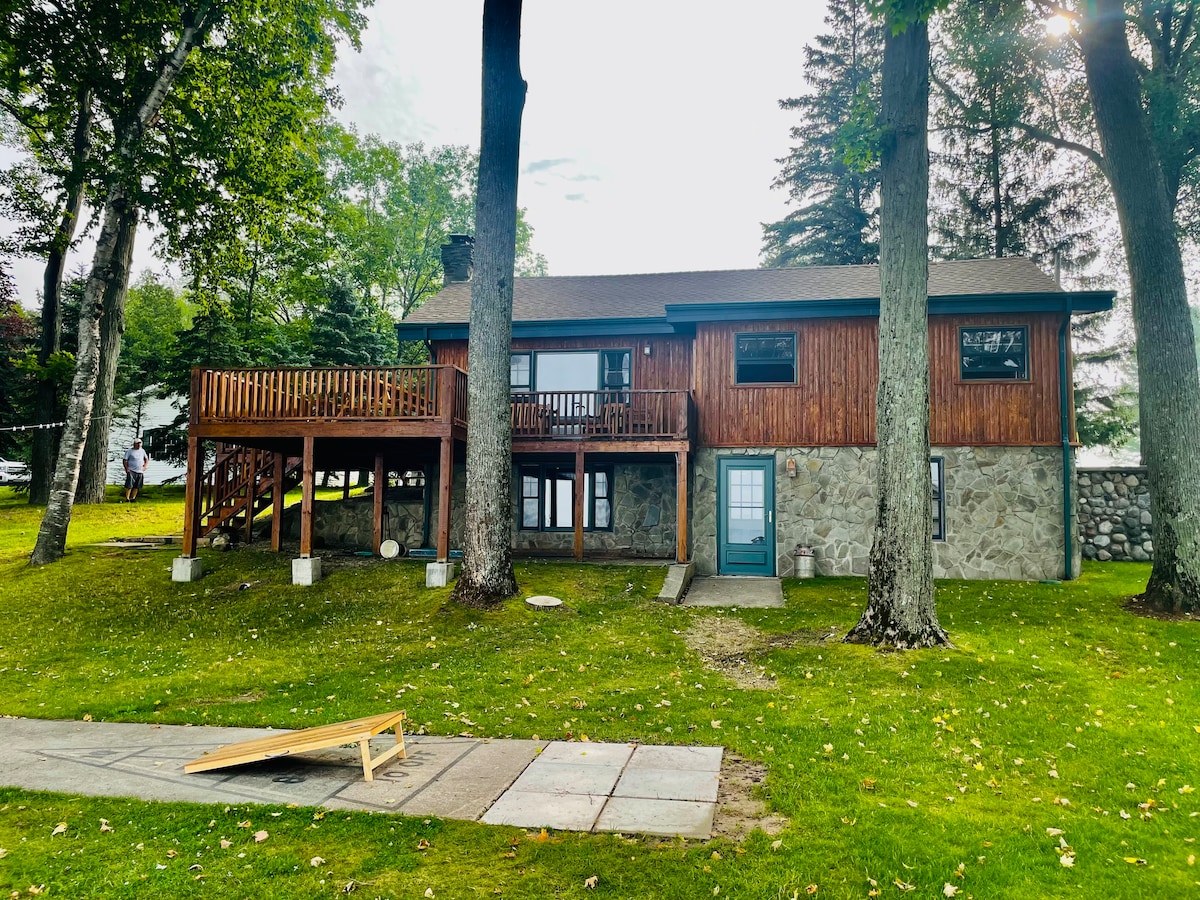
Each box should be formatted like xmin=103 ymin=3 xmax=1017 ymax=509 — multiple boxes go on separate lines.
xmin=403 ymin=257 xmax=1064 ymax=326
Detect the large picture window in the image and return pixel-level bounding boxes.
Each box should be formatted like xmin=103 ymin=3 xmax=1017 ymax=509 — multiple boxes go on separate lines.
xmin=509 ymin=349 xmax=633 ymax=395
xmin=959 ymin=326 xmax=1028 ymax=381
xmin=519 ymin=464 xmax=613 ymax=531
xmin=735 ymin=333 xmax=796 ymax=384
xmin=931 ymin=457 xmax=946 ymax=542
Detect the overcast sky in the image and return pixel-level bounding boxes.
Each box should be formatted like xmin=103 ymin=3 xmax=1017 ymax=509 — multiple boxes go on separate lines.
xmin=6 ymin=1 xmax=828 ymax=301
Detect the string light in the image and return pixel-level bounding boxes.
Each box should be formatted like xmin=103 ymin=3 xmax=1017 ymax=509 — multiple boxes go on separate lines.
xmin=0 ymin=413 xmax=119 ymax=434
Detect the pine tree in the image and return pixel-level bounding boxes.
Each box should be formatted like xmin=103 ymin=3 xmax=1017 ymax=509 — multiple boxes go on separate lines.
xmin=762 ymin=0 xmax=883 ymax=267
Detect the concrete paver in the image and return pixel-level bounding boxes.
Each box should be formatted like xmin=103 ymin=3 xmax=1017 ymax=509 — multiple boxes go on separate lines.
xmin=682 ymin=576 xmax=784 ymax=608
xmin=0 ymin=718 xmax=722 ymax=839
xmin=595 ymin=797 xmax=717 ymax=838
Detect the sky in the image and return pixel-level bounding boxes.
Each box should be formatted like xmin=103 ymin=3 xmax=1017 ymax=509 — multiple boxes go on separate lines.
xmin=5 ymin=1 xmax=829 ymax=301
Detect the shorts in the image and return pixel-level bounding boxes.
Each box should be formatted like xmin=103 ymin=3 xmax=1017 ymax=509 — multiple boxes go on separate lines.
xmin=125 ymin=472 xmax=144 ymax=491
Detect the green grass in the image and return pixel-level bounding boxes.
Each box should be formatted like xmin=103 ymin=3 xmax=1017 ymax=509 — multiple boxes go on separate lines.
xmin=0 ymin=488 xmax=1197 ymax=898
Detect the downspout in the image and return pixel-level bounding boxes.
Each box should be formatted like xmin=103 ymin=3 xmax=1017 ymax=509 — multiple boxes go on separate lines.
xmin=1058 ymin=300 xmax=1075 ymax=580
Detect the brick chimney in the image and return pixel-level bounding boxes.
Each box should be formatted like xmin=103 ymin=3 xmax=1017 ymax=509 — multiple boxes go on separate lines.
xmin=440 ymin=234 xmax=475 ymax=286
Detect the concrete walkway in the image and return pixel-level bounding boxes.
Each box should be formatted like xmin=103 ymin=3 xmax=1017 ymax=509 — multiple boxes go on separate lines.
xmin=0 ymin=718 xmax=720 ymax=838
xmin=682 ymin=576 xmax=784 ymax=608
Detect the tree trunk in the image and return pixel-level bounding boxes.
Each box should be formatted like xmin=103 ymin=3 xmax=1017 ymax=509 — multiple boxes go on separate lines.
xmin=77 ymin=204 xmax=139 ymax=503
xmin=450 ymin=0 xmax=525 ymax=608
xmin=29 ymin=86 xmax=93 ymax=505
xmin=30 ymin=13 xmax=209 ymax=565
xmin=846 ymin=18 xmax=949 ymax=648
xmin=1079 ymin=0 xmax=1200 ymax=614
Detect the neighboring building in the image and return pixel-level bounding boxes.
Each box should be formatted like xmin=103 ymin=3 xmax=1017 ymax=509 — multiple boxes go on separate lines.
xmin=177 ymin=248 xmax=1112 ymax=583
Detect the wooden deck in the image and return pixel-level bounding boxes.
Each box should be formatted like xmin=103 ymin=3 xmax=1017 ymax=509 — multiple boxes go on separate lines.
xmin=182 ymin=367 xmax=694 ymax=566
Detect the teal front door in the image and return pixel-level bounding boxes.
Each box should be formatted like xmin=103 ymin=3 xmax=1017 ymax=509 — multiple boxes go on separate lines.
xmin=717 ymin=457 xmax=776 ymax=576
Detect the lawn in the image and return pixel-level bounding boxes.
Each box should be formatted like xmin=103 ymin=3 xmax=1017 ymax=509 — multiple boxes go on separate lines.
xmin=0 ymin=487 xmax=1196 ymax=898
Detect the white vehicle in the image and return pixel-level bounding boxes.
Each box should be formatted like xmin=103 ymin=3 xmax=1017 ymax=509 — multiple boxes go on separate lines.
xmin=0 ymin=457 xmax=30 ymax=485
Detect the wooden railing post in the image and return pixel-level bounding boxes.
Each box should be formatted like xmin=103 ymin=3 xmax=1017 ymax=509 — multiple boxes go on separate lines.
xmin=438 ymin=365 xmax=457 ymax=423
xmin=190 ymin=368 xmax=202 ymax=426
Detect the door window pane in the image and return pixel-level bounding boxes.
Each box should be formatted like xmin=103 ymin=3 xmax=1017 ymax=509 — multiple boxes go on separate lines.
xmin=726 ymin=468 xmax=766 ymax=545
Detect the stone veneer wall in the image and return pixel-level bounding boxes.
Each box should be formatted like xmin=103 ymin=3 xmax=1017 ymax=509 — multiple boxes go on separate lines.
xmin=282 ymin=492 xmax=426 ymax=551
xmin=1076 ymin=467 xmax=1153 ymax=561
xmin=509 ymin=462 xmax=677 ymax=557
xmin=693 ymin=446 xmax=1077 ymax=581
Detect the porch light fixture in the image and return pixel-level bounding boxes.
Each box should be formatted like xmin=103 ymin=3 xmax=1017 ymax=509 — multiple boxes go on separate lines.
xmin=643 ymin=344 xmax=651 ymax=356
xmin=786 ymin=458 xmax=797 ymax=478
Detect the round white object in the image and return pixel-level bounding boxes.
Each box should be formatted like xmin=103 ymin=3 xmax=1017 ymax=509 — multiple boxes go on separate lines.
xmin=525 ymin=595 xmax=563 ymax=608
xmin=379 ymin=539 xmax=401 ymax=559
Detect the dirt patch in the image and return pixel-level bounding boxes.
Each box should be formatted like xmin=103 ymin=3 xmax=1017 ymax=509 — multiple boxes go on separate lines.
xmin=684 ymin=616 xmax=839 ymax=689
xmin=1122 ymin=595 xmax=1199 ymax=622
xmin=711 ymin=754 xmax=789 ymax=840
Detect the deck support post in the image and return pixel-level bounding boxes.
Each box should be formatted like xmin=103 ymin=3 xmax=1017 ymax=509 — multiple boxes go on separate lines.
xmin=174 ymin=434 xmax=205 ymax=582
xmin=574 ymin=446 xmax=585 ymax=562
xmin=182 ymin=434 xmax=202 ymax=557
xmin=300 ymin=436 xmax=315 ymax=559
xmin=436 ymin=435 xmax=453 ymax=561
xmin=271 ymin=452 xmax=285 ymax=552
xmin=373 ymin=453 xmax=385 ymax=554
xmin=244 ymin=448 xmax=257 ymax=545
xmin=676 ymin=449 xmax=689 ymax=564
xmin=343 ymin=471 xmax=351 ymax=500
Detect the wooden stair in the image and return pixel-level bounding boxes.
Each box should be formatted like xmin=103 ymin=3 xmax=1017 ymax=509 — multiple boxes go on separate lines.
xmin=199 ymin=443 xmax=300 ymax=540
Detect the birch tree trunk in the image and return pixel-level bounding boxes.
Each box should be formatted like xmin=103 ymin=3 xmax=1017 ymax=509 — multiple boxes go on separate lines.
xmin=29 ymin=87 xmax=93 ymax=505
xmin=77 ymin=205 xmax=139 ymax=503
xmin=846 ymin=18 xmax=949 ymax=648
xmin=30 ymin=13 xmax=209 ymax=565
xmin=450 ymin=0 xmax=525 ymax=607
xmin=1079 ymin=0 xmax=1200 ymax=614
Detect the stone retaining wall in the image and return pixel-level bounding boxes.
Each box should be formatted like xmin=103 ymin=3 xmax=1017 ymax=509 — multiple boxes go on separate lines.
xmin=693 ymin=446 xmax=1075 ymax=580
xmin=1076 ymin=467 xmax=1152 ymax=561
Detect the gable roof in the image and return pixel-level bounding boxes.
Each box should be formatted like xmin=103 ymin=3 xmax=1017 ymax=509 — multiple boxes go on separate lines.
xmin=398 ymin=257 xmax=1113 ymax=339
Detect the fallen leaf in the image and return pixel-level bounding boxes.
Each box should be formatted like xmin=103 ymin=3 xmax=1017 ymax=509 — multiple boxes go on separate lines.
xmin=584 ymin=876 xmax=598 ymax=889
xmin=943 ymin=884 xmax=959 ymax=898
xmin=220 ymin=839 xmax=232 ymax=849
xmin=1046 ymin=828 xmax=1063 ymax=836
xmin=417 ymin=839 xmax=430 ymax=851
xmin=99 ymin=819 xmax=113 ymax=833
xmin=1059 ymin=855 xmax=1075 ymax=868
xmin=82 ymin=714 xmax=93 ymax=722
xmin=906 ymin=800 xmax=919 ymax=808
xmin=167 ymin=849 xmax=178 ymax=859
xmin=1119 ymin=810 xmax=1131 ymax=820
xmin=424 ymin=890 xmax=434 ymax=898
xmin=50 ymin=823 xmax=67 ymax=837
xmin=310 ymin=857 xmax=325 ymax=868
xmin=770 ymin=840 xmax=783 ymax=851
xmin=237 ymin=820 xmax=252 ymax=829
xmin=894 ymin=878 xmax=915 ymax=892
xmin=27 ymin=887 xmax=44 ymax=896
xmin=806 ymin=885 xmax=818 ymax=895
xmin=253 ymin=830 xmax=268 ymax=843
xmin=1123 ymin=857 xmax=1147 ymax=866
xmin=711 ymin=851 xmax=722 ymax=860
xmin=0 ymin=849 xmax=6 ymax=859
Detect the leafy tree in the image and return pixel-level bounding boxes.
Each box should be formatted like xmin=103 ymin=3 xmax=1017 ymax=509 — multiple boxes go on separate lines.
xmin=845 ymin=0 xmax=950 ymax=649
xmin=762 ymin=0 xmax=883 ymax=266
xmin=0 ymin=262 xmax=36 ymax=460
xmin=117 ymin=274 xmax=190 ymax=436
xmin=26 ymin=0 xmax=368 ymax=563
xmin=452 ymin=0 xmax=525 ymax=608
xmin=1069 ymin=0 xmax=1200 ymax=613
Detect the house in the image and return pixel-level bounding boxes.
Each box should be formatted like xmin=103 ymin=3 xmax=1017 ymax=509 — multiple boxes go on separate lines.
xmin=173 ymin=245 xmax=1113 ymax=585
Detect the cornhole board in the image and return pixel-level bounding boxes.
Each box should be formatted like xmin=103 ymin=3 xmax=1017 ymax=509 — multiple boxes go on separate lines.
xmin=184 ymin=711 xmax=406 ymax=782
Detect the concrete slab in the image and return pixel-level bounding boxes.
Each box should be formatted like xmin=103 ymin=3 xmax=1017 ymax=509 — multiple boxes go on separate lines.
xmin=612 ymin=768 xmax=720 ymax=803
xmin=535 ymin=741 xmax=635 ymax=767
xmin=510 ymin=762 xmax=623 ymax=796
xmin=0 ymin=718 xmax=722 ymax=838
xmin=594 ymin=797 xmax=716 ymax=838
xmin=682 ymin=576 xmax=784 ymax=608
xmin=480 ymin=789 xmax=607 ymax=831
xmin=628 ymin=744 xmax=724 ymax=772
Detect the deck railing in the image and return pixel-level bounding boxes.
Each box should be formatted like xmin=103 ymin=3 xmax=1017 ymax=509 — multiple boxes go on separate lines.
xmin=509 ymin=390 xmax=692 ymax=440
xmin=191 ymin=368 xmax=692 ymax=441
xmin=192 ymin=366 xmax=467 ymax=425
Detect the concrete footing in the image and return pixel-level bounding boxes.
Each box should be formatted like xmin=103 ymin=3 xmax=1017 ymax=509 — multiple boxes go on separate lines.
xmin=292 ymin=557 xmax=322 ymax=586
xmin=657 ymin=561 xmax=695 ymax=604
xmin=171 ymin=556 xmax=204 ymax=583
xmin=426 ymin=561 xmax=456 ymax=587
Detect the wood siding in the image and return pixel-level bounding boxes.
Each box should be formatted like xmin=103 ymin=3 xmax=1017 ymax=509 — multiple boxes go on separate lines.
xmin=434 ymin=311 xmax=1072 ymax=448
xmin=433 ymin=336 xmax=693 ymax=391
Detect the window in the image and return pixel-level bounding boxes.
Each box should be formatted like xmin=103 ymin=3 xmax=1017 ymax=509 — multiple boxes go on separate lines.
xmin=931 ymin=457 xmax=946 ymax=541
xmin=735 ymin=333 xmax=796 ymax=384
xmin=518 ymin=464 xmax=614 ymax=531
xmin=959 ymin=325 xmax=1028 ymax=381
xmin=601 ymin=350 xmax=632 ymax=402
xmin=510 ymin=353 xmax=531 ymax=392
